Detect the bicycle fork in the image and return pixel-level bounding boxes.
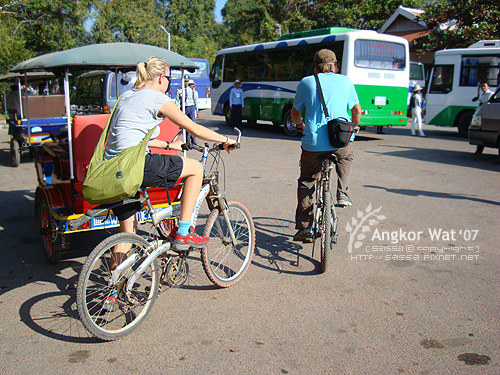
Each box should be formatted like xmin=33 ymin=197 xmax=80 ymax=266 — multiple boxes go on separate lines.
xmin=214 ymin=197 xmax=237 ymax=246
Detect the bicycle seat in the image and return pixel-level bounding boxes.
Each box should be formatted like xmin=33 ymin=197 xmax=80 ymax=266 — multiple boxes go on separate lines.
xmin=317 ymin=153 xmax=338 ymax=164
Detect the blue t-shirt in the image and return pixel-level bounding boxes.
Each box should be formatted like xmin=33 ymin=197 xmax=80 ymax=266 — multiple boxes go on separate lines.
xmin=293 ymin=73 xmax=359 ymax=152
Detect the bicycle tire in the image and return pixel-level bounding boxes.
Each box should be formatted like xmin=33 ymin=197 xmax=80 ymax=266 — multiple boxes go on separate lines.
xmin=77 ymin=232 xmax=159 ymax=341
xmin=320 ymin=187 xmax=333 ymax=273
xmin=201 ymin=201 xmax=255 ymax=287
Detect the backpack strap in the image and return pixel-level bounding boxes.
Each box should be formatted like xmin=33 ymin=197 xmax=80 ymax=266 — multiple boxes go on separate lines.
xmin=90 ymin=95 xmax=156 ymax=163
xmin=314 ymin=73 xmax=330 ymax=119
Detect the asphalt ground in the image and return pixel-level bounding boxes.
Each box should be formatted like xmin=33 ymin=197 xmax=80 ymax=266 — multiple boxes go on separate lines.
xmin=0 ymin=112 xmax=499 ymax=374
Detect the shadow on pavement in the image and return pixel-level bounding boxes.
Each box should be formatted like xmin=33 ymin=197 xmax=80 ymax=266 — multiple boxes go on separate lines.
xmin=252 ymin=216 xmax=321 ymax=275
xmin=366 ymin=144 xmax=500 ymax=172
xmin=364 ymin=185 xmax=500 ymax=207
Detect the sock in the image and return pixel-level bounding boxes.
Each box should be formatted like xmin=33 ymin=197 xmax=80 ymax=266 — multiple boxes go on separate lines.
xmin=177 ymin=220 xmax=191 ymax=237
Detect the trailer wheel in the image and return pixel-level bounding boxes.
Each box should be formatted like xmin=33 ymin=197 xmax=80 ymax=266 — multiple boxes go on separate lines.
xmin=37 ymin=196 xmax=63 ymax=263
xmin=10 ymin=138 xmax=20 ymax=167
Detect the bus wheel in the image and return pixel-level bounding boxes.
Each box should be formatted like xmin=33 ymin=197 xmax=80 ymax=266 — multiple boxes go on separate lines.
xmin=283 ymin=110 xmax=299 ymax=137
xmin=457 ymin=111 xmax=473 ymax=138
xmin=224 ymin=105 xmax=232 ymax=127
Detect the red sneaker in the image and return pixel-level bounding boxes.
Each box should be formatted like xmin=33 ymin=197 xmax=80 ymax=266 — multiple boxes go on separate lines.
xmin=173 ymin=230 xmax=210 ymax=251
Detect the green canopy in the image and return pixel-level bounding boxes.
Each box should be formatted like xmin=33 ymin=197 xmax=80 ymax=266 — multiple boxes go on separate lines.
xmin=10 ymin=42 xmax=198 ymax=73
xmin=9 ymin=43 xmax=198 ymax=182
xmin=0 ymin=71 xmax=55 ymax=83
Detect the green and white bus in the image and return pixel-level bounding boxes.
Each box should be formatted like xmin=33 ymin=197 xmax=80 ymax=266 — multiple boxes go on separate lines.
xmin=210 ymin=28 xmax=409 ymax=136
xmin=425 ymin=40 xmax=500 ymax=136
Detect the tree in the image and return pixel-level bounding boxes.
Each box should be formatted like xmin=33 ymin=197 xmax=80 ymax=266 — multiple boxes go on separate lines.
xmin=90 ymin=0 xmax=167 ymax=46
xmin=314 ymin=0 xmax=428 ymax=31
xmin=415 ymin=0 xmax=500 ymax=54
xmin=0 ymin=0 xmax=95 ymax=74
xmin=164 ymin=0 xmax=220 ymax=58
xmin=266 ymin=0 xmax=319 ymax=34
xmin=221 ymin=0 xmax=277 ymax=46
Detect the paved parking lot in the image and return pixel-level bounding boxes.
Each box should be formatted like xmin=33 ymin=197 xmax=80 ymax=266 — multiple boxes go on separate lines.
xmin=0 ymin=112 xmax=499 ymax=374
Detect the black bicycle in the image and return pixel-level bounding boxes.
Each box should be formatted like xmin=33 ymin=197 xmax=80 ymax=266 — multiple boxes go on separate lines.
xmin=311 ymin=153 xmax=339 ymax=273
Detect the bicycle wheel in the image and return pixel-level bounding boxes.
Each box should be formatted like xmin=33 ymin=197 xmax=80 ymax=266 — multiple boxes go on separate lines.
xmin=320 ymin=187 xmax=333 ymax=273
xmin=36 ymin=196 xmax=63 ymax=264
xmin=77 ymin=232 xmax=159 ymax=341
xmin=201 ymin=201 xmax=255 ymax=287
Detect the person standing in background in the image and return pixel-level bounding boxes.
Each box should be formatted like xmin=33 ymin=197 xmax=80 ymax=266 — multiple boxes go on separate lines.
xmin=478 ymin=80 xmax=493 ymax=107
xmin=410 ymin=84 xmax=426 ymax=137
xmin=175 ymin=76 xmax=199 ymax=143
xmin=474 ymin=81 xmax=494 ymax=155
xmin=230 ymin=80 xmax=244 ymax=128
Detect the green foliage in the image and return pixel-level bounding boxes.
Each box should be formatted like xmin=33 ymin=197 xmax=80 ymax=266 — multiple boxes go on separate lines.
xmin=0 ymin=0 xmax=498 ymax=76
xmin=90 ymin=0 xmax=166 ymax=45
xmin=0 ymin=14 xmax=32 ymax=74
xmin=415 ymin=0 xmax=500 ymax=54
xmin=0 ymin=0 xmax=95 ymax=72
xmin=314 ymin=0 xmax=427 ymax=31
xmin=221 ymin=0 xmax=278 ymax=46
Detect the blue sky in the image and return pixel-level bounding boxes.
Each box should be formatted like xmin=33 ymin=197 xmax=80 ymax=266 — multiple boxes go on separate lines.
xmin=214 ymin=0 xmax=226 ymax=23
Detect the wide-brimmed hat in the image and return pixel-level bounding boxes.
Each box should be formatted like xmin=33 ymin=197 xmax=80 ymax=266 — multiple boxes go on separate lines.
xmin=234 ymin=79 xmax=241 ymax=85
xmin=414 ymin=84 xmax=422 ymax=91
xmin=188 ymin=79 xmax=195 ymax=85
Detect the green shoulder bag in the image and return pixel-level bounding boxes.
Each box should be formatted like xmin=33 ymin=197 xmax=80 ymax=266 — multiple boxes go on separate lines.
xmin=82 ymin=99 xmax=156 ymax=205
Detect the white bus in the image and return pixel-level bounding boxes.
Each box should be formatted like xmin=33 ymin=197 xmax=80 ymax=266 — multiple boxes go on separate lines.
xmin=425 ymin=40 xmax=500 ymax=136
xmin=210 ymin=28 xmax=410 ymax=136
xmin=410 ymin=61 xmax=426 ymax=89
xmin=408 ymin=61 xmax=426 ymax=108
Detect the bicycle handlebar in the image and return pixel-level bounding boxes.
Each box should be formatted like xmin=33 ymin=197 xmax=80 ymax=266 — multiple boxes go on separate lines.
xmin=181 ymin=127 xmax=241 ymax=152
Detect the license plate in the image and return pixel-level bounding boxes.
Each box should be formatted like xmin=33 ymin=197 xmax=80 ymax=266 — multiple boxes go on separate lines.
xmin=375 ymin=96 xmax=386 ymax=106
xmin=32 ymin=136 xmax=45 ymax=142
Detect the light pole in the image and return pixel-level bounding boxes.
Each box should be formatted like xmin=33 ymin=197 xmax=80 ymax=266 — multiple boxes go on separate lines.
xmin=159 ymin=25 xmax=171 ymax=51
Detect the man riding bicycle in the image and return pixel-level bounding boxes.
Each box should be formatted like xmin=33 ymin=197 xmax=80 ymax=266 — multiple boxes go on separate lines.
xmin=291 ymin=49 xmax=361 ymax=243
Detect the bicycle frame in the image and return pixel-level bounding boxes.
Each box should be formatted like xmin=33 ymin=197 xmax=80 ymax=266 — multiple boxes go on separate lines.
xmin=117 ymin=129 xmax=242 ymax=292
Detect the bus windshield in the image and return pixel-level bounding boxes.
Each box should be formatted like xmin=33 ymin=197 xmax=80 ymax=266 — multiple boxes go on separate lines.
xmin=171 ymin=60 xmax=209 ymax=79
xmin=410 ymin=62 xmax=424 ymax=81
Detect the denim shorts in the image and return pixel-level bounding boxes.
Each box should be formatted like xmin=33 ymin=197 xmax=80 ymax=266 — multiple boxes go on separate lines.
xmin=113 ymin=153 xmax=183 ymax=221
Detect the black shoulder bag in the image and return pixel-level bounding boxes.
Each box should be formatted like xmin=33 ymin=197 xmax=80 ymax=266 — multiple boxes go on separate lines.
xmin=314 ymin=74 xmax=355 ymax=149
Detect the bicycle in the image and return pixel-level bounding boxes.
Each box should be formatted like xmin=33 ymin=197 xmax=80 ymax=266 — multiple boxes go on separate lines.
xmin=74 ymin=128 xmax=255 ymax=341
xmin=311 ymin=153 xmax=339 ymax=273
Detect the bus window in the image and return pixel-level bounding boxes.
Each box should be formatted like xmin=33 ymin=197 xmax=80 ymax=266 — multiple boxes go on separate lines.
xmin=429 ymin=65 xmax=454 ymax=94
xmin=211 ymin=55 xmax=223 ymax=88
xmin=460 ymin=55 xmax=500 ymax=87
xmin=355 ymin=40 xmax=406 ymax=70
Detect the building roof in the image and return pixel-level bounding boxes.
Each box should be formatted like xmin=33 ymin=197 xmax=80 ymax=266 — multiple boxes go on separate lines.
xmin=379 ymin=5 xmax=427 ymax=34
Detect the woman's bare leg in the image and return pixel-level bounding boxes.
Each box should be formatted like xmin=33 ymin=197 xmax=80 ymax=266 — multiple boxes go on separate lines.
xmin=178 ymin=157 xmax=203 ymax=222
xmin=111 ymin=214 xmax=138 ymax=270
